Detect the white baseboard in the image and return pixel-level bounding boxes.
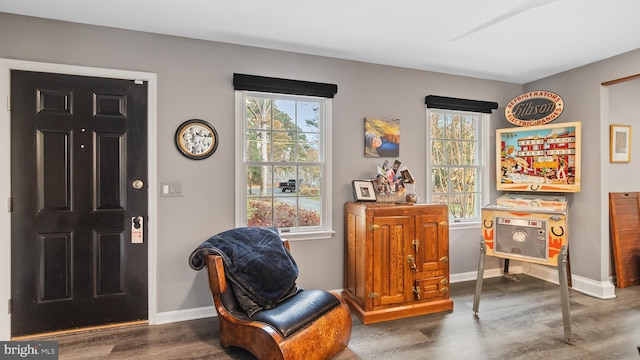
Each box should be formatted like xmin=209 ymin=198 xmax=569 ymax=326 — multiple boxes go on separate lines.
xmin=153 ymin=306 xmax=215 ymax=325
xmin=151 ymin=268 xmax=616 ymax=327
xmin=523 ymin=263 xmax=616 ymax=299
xmin=569 ymin=273 xmax=616 ymax=299
xmin=450 ymin=266 xmax=521 ymax=283
xmin=451 ymin=263 xmax=616 ymax=300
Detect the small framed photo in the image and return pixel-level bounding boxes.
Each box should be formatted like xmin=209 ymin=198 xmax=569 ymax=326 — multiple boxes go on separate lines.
xmin=610 ymin=124 xmax=631 ymax=163
xmin=352 ymin=180 xmax=377 ymax=202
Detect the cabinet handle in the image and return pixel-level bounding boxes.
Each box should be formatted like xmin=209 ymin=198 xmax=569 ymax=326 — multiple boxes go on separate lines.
xmin=440 ymin=287 xmax=449 ymax=294
xmin=413 ymin=286 xmax=421 ymax=300
xmin=439 ymin=256 xmax=449 ymax=264
xmin=440 ymin=278 xmax=448 ymax=285
xmin=407 ymin=255 xmax=418 ymax=272
xmin=369 ymin=224 xmax=380 ymax=231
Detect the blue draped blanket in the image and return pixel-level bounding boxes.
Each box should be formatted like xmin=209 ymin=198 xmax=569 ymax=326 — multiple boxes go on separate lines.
xmin=189 ymin=227 xmax=299 ymax=316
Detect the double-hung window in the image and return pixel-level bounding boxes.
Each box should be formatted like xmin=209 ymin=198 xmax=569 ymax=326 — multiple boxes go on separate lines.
xmin=234 ymin=74 xmax=335 ymax=239
xmin=425 ymin=96 xmax=497 ymax=224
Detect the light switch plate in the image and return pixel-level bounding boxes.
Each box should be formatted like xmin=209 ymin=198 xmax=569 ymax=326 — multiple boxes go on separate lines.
xmin=160 ymin=182 xmax=183 ymax=197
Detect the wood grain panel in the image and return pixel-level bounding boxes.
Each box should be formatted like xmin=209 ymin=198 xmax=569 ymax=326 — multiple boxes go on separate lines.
xmin=609 ymin=192 xmax=640 ymax=288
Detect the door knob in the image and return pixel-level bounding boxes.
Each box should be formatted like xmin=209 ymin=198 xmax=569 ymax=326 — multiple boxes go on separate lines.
xmin=132 ymin=179 xmax=144 ymax=189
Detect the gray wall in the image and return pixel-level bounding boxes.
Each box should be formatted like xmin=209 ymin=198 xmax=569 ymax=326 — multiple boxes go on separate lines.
xmin=0 ymin=11 xmax=539 ymax=317
xmin=526 ymin=48 xmax=640 ymax=286
xmin=608 ymin=79 xmax=640 ymax=191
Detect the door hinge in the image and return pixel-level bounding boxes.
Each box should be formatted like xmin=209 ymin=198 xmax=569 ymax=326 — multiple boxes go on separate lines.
xmin=369 ymin=224 xmax=380 ymax=231
xmin=8 ymin=299 xmax=12 ymax=314
xmin=7 ymin=197 xmax=12 ymax=213
xmin=134 ymin=79 xmax=144 ymax=85
xmin=6 ymin=95 xmax=11 ymax=111
xmin=368 ymin=292 xmax=379 ymax=299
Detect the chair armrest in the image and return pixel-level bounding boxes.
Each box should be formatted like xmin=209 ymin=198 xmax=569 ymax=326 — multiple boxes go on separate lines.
xmin=205 ymin=255 xmax=227 ymax=295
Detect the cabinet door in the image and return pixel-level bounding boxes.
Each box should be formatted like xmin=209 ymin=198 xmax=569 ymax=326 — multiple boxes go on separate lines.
xmin=413 ymin=213 xmax=449 ymax=300
xmin=371 ymin=215 xmax=414 ymax=308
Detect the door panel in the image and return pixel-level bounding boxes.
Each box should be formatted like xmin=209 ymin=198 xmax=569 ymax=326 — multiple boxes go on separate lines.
xmin=11 ymin=70 xmax=148 ymax=336
xmin=371 ymin=215 xmax=413 ymax=308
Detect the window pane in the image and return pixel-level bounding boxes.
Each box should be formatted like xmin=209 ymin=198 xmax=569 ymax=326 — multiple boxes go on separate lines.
xmin=246 ymin=97 xmax=273 ymax=131
xmin=274 ymin=99 xmax=297 ymax=132
xmin=299 ymin=165 xmax=321 ymax=195
xmin=272 ymin=130 xmax=295 ymax=162
xmin=297 ymin=101 xmax=320 ymax=133
xmin=463 ymin=116 xmax=476 ymax=140
xmin=464 ymin=193 xmax=479 ymax=218
xmin=247 ymin=198 xmax=273 ymax=227
xmin=245 ymin=130 xmax=271 ymax=162
xmin=247 ymin=165 xmax=272 ymax=197
xmin=461 ymin=140 xmax=477 ymax=165
xmin=430 ymin=113 xmax=445 ymax=139
xmin=431 ymin=168 xmax=448 ymax=194
xmin=431 ymin=140 xmax=445 ymax=165
xmin=445 ymin=141 xmax=462 ymax=165
xmin=465 ymin=168 xmax=478 ymax=192
xmin=274 ymin=165 xmax=297 ymax=194
xmin=446 ymin=115 xmax=459 ymax=139
xmin=297 ymin=133 xmax=319 ymax=162
xmin=273 ymin=197 xmax=297 ymax=228
xmin=450 ymin=167 xmax=464 ymax=192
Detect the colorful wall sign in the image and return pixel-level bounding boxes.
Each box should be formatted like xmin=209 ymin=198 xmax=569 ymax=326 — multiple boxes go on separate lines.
xmin=504 ymin=91 xmax=564 ymax=126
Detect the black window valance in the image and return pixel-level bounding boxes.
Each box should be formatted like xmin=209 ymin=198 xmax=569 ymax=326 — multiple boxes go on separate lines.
xmin=233 ymin=73 xmax=338 ymax=98
xmin=425 ymin=95 xmax=498 ymax=114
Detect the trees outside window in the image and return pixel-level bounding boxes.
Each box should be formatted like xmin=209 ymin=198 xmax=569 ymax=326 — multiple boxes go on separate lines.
xmin=237 ymin=92 xmax=330 ymax=234
xmin=428 ymin=109 xmax=488 ymax=222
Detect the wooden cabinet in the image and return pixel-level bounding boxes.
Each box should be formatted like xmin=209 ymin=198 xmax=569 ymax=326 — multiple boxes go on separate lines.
xmin=343 ymin=202 xmax=453 ymax=324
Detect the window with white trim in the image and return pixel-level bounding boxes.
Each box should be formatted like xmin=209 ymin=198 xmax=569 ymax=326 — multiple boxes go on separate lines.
xmin=427 ymin=108 xmax=490 ymax=222
xmin=235 ymin=91 xmax=332 ymax=238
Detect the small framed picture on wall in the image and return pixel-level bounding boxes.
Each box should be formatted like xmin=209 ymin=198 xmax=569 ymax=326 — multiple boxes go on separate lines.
xmin=610 ymin=124 xmax=631 ymax=163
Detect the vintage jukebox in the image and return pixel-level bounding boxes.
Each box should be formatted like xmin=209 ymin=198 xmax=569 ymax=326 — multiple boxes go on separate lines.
xmin=473 ymin=121 xmax=581 ymax=344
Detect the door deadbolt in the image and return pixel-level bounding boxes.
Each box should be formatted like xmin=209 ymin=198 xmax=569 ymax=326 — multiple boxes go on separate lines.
xmin=131 ymin=216 xmax=143 ymax=243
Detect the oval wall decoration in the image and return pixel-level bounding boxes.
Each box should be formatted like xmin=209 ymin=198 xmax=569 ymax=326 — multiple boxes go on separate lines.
xmin=504 ymin=91 xmax=564 ymax=127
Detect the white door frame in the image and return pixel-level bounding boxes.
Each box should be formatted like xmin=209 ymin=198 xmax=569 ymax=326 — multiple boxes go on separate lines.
xmin=0 ymin=59 xmax=158 ymax=340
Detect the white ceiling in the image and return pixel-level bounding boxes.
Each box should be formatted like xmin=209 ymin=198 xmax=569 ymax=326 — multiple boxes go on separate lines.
xmin=1 ymin=0 xmax=639 ymax=83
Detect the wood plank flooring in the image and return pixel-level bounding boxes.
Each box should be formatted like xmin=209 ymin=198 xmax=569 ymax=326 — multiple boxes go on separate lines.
xmin=24 ymin=275 xmax=640 ymax=359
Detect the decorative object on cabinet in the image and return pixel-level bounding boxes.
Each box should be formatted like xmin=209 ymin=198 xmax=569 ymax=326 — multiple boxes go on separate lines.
xmin=343 ymin=202 xmax=453 ymax=324
xmin=175 ymin=119 xmax=218 ymax=160
xmin=364 ymin=117 xmax=400 ymax=157
xmin=352 ymin=180 xmax=377 ymax=202
xmin=189 ymin=227 xmax=352 ymax=360
xmin=610 ymin=124 xmax=631 ymax=163
xmin=369 ymin=159 xmax=419 ymax=203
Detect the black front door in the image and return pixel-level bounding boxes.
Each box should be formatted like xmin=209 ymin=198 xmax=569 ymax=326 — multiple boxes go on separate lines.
xmin=11 ymin=70 xmax=148 ymax=336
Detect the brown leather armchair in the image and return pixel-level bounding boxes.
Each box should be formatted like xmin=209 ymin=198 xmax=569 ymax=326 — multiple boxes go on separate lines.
xmin=192 ymin=228 xmax=352 ymax=360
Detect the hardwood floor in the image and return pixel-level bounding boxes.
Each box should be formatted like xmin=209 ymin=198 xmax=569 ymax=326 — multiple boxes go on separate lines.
xmin=25 ymin=275 xmax=640 ymax=359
